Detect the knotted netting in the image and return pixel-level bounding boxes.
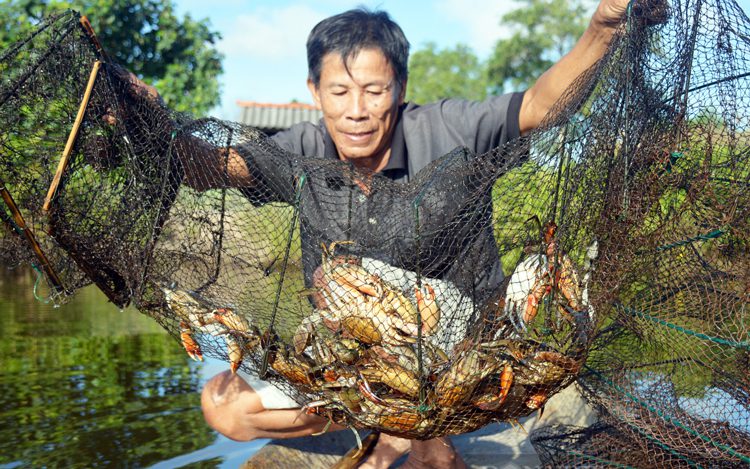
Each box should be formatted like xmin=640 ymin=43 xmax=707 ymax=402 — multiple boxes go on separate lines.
xmin=1 ymin=0 xmax=748 ymax=462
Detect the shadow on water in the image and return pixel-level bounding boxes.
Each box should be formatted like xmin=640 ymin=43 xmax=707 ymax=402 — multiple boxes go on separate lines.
xmin=0 ymin=268 xmax=265 ymax=468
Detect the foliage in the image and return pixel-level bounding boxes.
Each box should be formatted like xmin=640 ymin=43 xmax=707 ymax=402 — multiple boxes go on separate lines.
xmin=493 ymin=159 xmax=558 ymax=274
xmin=487 ymin=0 xmax=589 ymax=94
xmin=0 ymin=0 xmax=223 ymax=115
xmin=404 ymin=0 xmax=591 ymax=100
xmin=407 ymin=42 xmax=488 ymax=103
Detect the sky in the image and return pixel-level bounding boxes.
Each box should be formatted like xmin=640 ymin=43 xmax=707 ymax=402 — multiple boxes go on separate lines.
xmin=172 ymin=0 xmax=750 ymax=120
xmin=172 ymin=0 xmax=539 ymax=119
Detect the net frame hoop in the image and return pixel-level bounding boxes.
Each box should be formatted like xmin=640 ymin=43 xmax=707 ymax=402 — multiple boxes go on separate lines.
xmin=0 ymin=180 xmax=65 ymax=292
xmin=43 ymin=59 xmax=102 ymax=211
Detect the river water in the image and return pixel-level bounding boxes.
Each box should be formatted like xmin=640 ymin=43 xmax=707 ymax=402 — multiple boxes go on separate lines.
xmin=0 ymin=268 xmax=267 ymax=468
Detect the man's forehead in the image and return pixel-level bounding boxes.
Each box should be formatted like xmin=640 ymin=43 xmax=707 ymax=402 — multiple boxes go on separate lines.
xmin=319 ymin=47 xmax=396 ymax=81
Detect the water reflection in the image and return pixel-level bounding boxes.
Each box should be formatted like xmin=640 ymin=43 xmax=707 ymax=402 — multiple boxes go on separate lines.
xmin=0 ymin=269 xmax=263 ymax=467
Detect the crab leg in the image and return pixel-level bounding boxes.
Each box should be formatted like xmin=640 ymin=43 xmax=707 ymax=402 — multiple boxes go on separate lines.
xmin=524 ymin=277 xmax=550 ymax=323
xmin=415 ymin=282 xmax=440 ymax=336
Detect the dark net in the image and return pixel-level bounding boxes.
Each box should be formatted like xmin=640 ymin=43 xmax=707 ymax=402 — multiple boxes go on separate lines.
xmin=1 ymin=0 xmax=748 ymax=461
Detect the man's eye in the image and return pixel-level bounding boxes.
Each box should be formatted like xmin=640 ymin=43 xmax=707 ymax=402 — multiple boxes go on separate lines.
xmin=366 ymin=89 xmax=384 ymax=95
xmin=331 ymin=90 xmax=347 ymax=96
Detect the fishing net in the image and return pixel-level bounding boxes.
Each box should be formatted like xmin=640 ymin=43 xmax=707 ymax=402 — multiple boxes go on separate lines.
xmin=0 ymin=0 xmax=748 ymax=462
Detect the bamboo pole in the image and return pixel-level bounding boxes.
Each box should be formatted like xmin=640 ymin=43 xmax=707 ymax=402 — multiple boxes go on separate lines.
xmin=79 ymin=15 xmax=108 ymax=60
xmin=0 ymin=179 xmax=64 ymax=292
xmin=43 ymin=59 xmax=101 ymax=211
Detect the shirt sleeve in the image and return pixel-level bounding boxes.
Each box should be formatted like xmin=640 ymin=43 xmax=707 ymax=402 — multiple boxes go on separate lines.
xmin=270 ymin=120 xmax=329 ymax=158
xmin=402 ymin=92 xmax=525 ymax=172
xmin=233 ymin=130 xmax=298 ymax=205
xmin=234 ymin=122 xmax=326 ymax=205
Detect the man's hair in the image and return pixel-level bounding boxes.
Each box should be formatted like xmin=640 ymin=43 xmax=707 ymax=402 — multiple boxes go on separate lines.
xmin=307 ymin=8 xmax=410 ymax=88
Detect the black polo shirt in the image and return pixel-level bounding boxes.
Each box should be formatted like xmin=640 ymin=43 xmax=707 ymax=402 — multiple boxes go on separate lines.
xmin=243 ymin=93 xmax=525 ymax=303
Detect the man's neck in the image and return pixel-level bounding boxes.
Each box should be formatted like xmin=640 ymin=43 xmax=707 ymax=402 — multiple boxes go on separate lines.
xmin=340 ymin=148 xmax=392 ymax=173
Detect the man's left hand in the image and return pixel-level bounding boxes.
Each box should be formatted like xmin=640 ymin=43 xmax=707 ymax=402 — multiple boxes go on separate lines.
xmin=592 ymin=0 xmax=631 ymax=30
xmin=593 ymin=0 xmax=669 ymax=30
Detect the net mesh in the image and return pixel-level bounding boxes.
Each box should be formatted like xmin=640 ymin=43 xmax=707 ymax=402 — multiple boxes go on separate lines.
xmin=1 ymin=0 xmax=748 ymax=460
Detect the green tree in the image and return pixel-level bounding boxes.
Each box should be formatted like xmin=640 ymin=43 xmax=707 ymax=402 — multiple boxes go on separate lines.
xmin=487 ymin=0 xmax=588 ymax=94
xmin=0 ymin=0 xmax=223 ymax=115
xmin=407 ymin=42 xmax=488 ymax=104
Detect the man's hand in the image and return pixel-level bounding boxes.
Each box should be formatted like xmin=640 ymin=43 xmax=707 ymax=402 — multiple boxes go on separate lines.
xmin=100 ymin=64 xmax=166 ymax=128
xmin=108 ymin=63 xmax=164 ymax=105
xmin=101 ymin=65 xmax=254 ymax=193
xmin=591 ymin=0 xmax=630 ymax=30
xmin=592 ymin=0 xmax=669 ymax=31
xmin=519 ymin=0 xmax=670 ymax=133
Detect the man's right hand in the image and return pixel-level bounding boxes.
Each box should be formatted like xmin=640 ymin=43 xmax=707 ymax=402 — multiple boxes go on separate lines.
xmin=101 ymin=64 xmax=255 ymax=193
xmin=108 ymin=63 xmax=164 ymax=104
xmin=99 ymin=64 xmax=166 ymax=129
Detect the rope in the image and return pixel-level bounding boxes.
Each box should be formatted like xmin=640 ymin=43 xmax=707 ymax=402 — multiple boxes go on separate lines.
xmin=261 ymin=172 xmax=306 ymax=378
xmin=1 ymin=204 xmax=52 ymax=303
xmin=656 ymin=228 xmax=726 ymax=251
xmin=32 ymin=265 xmax=52 ymax=304
xmin=663 ymin=151 xmax=684 ymax=173
xmin=617 ymin=303 xmax=750 ymax=350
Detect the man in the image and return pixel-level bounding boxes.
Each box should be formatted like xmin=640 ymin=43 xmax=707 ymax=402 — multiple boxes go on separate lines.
xmin=191 ymin=2 xmax=633 ymax=467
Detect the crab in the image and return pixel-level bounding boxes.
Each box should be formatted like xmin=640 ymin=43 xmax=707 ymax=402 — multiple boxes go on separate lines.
xmin=434 ymin=349 xmax=502 ymax=408
xmin=358 ymin=356 xmax=421 ymax=398
xmin=505 ymin=220 xmax=585 ymax=328
xmin=162 ymin=287 xmax=221 ymax=362
xmin=303 ymin=241 xmax=441 ymax=346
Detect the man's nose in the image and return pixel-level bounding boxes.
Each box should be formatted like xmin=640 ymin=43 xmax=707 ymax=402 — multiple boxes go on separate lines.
xmin=345 ymin=92 xmax=368 ymax=120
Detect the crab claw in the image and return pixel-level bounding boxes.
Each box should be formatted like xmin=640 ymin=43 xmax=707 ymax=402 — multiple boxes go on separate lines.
xmin=524 ymin=281 xmax=549 ymax=323
xmin=526 ymin=391 xmax=548 ymax=411
xmin=225 ymin=335 xmax=243 ymax=374
xmin=213 ymin=307 xmax=251 ymax=334
xmin=415 ymin=283 xmax=440 ymax=336
xmin=331 ymin=264 xmax=382 ymax=297
xmin=180 ymin=329 xmax=203 ymax=361
xmin=474 ymin=363 xmax=514 ymax=411
xmin=357 ymin=373 xmax=384 ymax=405
xmin=524 ymin=296 xmax=539 ymax=323
xmin=293 ymin=310 xmax=323 ymax=355
xmin=498 ymin=364 xmax=513 ymax=405
xmin=380 ymin=314 xmax=419 ymax=345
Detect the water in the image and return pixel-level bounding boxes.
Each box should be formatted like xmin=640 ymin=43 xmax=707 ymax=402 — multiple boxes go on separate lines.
xmin=0 ymin=269 xmax=268 ymax=468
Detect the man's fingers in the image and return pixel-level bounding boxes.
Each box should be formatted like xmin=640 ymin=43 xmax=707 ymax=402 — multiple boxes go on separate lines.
xmin=107 ymin=63 xmax=163 ymax=104
xmin=101 ymin=112 xmax=117 ymax=126
xmin=630 ymin=0 xmax=670 ymax=26
xmin=107 ymin=63 xmax=137 ymax=85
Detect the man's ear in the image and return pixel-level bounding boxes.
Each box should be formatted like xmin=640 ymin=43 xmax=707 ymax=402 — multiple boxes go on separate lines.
xmin=307 ymin=78 xmax=321 ymax=107
xmin=398 ymin=79 xmax=407 ymax=104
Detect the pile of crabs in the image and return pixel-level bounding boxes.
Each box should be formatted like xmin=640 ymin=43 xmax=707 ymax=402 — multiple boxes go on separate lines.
xmin=161 ymin=226 xmax=593 ymax=439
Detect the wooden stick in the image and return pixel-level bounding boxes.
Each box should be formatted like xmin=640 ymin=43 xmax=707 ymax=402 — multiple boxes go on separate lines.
xmin=43 ymin=59 xmax=101 ymax=211
xmin=79 ymin=16 xmax=108 ymax=60
xmin=0 ymin=179 xmax=65 ymax=292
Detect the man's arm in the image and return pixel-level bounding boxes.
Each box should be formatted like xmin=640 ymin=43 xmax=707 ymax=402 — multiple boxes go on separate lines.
xmin=110 ymin=65 xmax=254 ymax=192
xmin=173 ymin=137 xmax=254 ymax=192
xmin=518 ymin=0 xmax=630 ymax=134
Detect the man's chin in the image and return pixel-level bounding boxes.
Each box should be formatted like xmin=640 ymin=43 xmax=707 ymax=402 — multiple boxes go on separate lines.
xmin=339 ymin=150 xmax=376 ymax=163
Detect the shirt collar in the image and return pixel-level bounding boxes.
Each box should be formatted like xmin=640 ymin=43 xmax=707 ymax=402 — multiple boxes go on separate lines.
xmin=323 ymin=105 xmax=408 ymax=178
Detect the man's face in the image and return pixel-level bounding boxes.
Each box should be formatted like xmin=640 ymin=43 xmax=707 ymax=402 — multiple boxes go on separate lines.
xmin=308 ymin=48 xmax=405 ymax=171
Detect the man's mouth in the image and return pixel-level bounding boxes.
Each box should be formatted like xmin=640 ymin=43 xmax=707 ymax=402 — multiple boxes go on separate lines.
xmin=341 ymin=131 xmax=374 ymax=143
